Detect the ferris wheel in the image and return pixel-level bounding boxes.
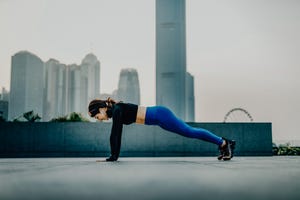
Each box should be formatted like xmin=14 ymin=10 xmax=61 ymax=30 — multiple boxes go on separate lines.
xmin=223 ymin=108 xmax=253 ymax=123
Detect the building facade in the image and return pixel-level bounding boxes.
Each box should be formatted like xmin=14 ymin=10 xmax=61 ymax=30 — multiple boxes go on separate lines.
xmin=43 ymin=53 xmax=100 ymax=120
xmin=185 ymin=72 xmax=195 ymax=122
xmin=117 ymin=68 xmax=140 ymax=104
xmin=9 ymin=51 xmax=44 ymax=120
xmin=0 ymin=87 xmax=9 ymax=102
xmin=43 ymin=59 xmax=67 ymax=121
xmin=80 ymin=53 xmax=100 ymax=115
xmin=9 ymin=51 xmax=101 ymax=121
xmin=67 ymin=64 xmax=82 ymax=114
xmin=156 ymin=0 xmax=187 ymax=120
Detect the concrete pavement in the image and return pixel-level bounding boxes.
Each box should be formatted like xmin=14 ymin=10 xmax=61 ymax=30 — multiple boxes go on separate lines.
xmin=0 ymin=156 xmax=300 ymax=200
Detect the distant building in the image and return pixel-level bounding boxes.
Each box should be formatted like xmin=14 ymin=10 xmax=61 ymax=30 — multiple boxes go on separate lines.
xmin=43 ymin=53 xmax=100 ymax=120
xmin=9 ymin=51 xmax=44 ymax=120
xmin=0 ymin=100 xmax=8 ymax=121
xmin=68 ymin=64 xmax=82 ymax=113
xmin=0 ymin=87 xmax=9 ymax=121
xmin=112 ymin=89 xmax=118 ymax=101
xmin=185 ymin=72 xmax=195 ymax=122
xmin=156 ymin=0 xmax=187 ymax=120
xmin=9 ymin=51 xmax=101 ymax=121
xmin=80 ymin=53 xmax=100 ymax=115
xmin=117 ymin=68 xmax=140 ymax=104
xmin=43 ymin=59 xmax=67 ymax=121
xmin=1 ymin=87 xmax=9 ymax=102
xmin=99 ymin=91 xmax=118 ymax=101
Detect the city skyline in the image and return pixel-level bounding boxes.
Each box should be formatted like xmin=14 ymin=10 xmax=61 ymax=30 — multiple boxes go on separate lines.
xmin=5 ymin=50 xmax=146 ymax=121
xmin=1 ymin=0 xmax=300 ymax=142
xmin=8 ymin=50 xmax=101 ymax=121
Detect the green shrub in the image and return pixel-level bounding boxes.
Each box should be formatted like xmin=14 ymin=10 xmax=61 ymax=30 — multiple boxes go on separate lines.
xmin=13 ymin=110 xmax=41 ymax=122
xmin=49 ymin=115 xmax=68 ymax=122
xmin=50 ymin=112 xmax=90 ymax=122
xmin=273 ymin=142 xmax=300 ymax=156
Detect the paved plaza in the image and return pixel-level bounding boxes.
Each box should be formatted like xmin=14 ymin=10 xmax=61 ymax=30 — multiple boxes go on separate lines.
xmin=0 ymin=156 xmax=300 ymax=200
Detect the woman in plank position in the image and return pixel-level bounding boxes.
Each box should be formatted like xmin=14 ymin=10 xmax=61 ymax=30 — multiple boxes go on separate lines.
xmin=88 ymin=98 xmax=236 ymax=162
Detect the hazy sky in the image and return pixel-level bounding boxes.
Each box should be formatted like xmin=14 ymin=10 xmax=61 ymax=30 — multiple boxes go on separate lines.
xmin=1 ymin=0 xmax=300 ymax=142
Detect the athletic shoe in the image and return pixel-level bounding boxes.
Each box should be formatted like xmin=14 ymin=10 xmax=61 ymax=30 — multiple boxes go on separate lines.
xmin=218 ymin=137 xmax=236 ymax=161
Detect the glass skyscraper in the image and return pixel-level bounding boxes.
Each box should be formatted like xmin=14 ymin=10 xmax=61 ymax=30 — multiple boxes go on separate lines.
xmin=9 ymin=51 xmax=44 ymax=120
xmin=156 ymin=0 xmax=187 ymax=120
xmin=117 ymin=68 xmax=140 ymax=104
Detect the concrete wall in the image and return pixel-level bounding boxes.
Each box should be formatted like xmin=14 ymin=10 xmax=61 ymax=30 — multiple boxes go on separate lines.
xmin=0 ymin=122 xmax=272 ymax=157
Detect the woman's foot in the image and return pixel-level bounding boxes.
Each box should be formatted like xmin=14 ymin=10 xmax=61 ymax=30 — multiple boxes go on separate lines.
xmin=218 ymin=137 xmax=236 ymax=161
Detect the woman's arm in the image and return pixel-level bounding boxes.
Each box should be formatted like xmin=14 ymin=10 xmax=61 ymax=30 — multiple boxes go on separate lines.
xmin=106 ymin=107 xmax=123 ymax=161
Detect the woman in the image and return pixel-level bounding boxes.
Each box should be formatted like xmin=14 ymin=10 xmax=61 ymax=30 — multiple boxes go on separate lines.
xmin=88 ymin=98 xmax=236 ymax=162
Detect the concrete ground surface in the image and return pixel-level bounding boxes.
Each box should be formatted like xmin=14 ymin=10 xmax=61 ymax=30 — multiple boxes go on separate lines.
xmin=0 ymin=157 xmax=299 ymax=200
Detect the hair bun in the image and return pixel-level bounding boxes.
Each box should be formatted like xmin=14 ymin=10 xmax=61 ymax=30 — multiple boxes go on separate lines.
xmin=106 ymin=97 xmax=116 ymax=107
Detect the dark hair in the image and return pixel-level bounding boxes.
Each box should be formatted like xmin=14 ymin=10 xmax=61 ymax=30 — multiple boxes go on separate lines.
xmin=88 ymin=97 xmax=117 ymax=117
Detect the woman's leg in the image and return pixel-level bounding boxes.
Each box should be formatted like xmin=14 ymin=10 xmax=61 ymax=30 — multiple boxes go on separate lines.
xmin=146 ymin=106 xmax=223 ymax=146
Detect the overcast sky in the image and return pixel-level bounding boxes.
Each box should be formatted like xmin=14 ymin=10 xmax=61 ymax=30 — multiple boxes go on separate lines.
xmin=1 ymin=0 xmax=300 ymax=142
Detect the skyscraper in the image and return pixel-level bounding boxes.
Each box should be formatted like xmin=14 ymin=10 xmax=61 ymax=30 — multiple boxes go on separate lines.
xmin=117 ymin=68 xmax=140 ymax=104
xmin=80 ymin=53 xmax=100 ymax=114
xmin=43 ymin=53 xmax=100 ymax=119
xmin=156 ymin=0 xmax=187 ymax=119
xmin=9 ymin=51 xmax=44 ymax=120
xmin=185 ymin=72 xmax=195 ymax=122
xmin=0 ymin=87 xmax=9 ymax=121
xmin=8 ymin=51 xmax=100 ymax=121
xmin=0 ymin=87 xmax=9 ymax=102
xmin=68 ymin=64 xmax=82 ymax=113
xmin=43 ymin=59 xmax=67 ymax=121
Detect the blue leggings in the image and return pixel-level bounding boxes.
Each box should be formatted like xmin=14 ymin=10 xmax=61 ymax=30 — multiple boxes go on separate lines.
xmin=145 ymin=106 xmax=223 ymax=146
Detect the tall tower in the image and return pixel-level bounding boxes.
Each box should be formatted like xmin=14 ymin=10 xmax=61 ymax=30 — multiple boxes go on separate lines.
xmin=80 ymin=53 xmax=100 ymax=113
xmin=68 ymin=64 xmax=81 ymax=113
xmin=117 ymin=68 xmax=140 ymax=104
xmin=43 ymin=59 xmax=67 ymax=121
xmin=9 ymin=51 xmax=44 ymax=120
xmin=156 ymin=0 xmax=187 ymax=119
xmin=185 ymin=72 xmax=195 ymax=122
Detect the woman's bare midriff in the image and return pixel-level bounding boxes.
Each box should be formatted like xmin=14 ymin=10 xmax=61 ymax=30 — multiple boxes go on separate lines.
xmin=136 ymin=106 xmax=146 ymax=124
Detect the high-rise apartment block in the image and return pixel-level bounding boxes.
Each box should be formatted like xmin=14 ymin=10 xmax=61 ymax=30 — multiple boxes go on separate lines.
xmin=9 ymin=51 xmax=44 ymax=120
